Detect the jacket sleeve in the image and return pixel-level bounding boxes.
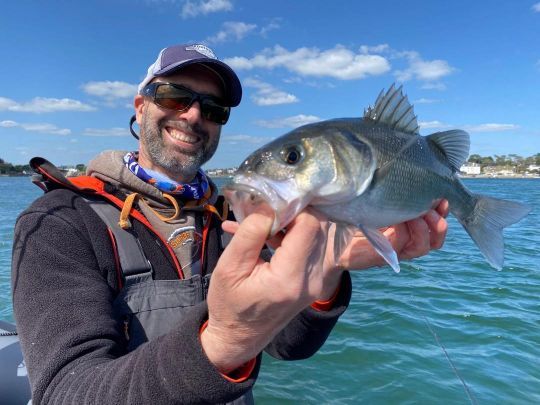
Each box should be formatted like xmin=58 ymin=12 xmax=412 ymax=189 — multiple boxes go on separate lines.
xmin=11 ymin=191 xmax=258 ymax=404
xmin=264 ymin=271 xmax=352 ymax=360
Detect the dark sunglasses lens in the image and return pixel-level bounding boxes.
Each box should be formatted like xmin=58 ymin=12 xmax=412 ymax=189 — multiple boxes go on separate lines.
xmin=201 ymin=99 xmax=230 ymax=124
xmin=154 ymin=96 xmax=192 ymax=111
xmin=150 ymin=84 xmax=230 ymax=124
xmin=153 ymin=85 xmax=193 ymax=111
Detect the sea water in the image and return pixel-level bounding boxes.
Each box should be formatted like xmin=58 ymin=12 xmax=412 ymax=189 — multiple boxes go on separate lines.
xmin=1 ymin=176 xmax=538 ymax=403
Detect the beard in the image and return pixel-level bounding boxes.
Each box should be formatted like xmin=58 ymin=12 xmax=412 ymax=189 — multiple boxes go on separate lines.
xmin=140 ymin=115 xmax=220 ymax=181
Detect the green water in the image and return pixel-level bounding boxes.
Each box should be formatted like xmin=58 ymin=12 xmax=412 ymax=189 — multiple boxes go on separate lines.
xmin=1 ymin=177 xmax=539 ymax=403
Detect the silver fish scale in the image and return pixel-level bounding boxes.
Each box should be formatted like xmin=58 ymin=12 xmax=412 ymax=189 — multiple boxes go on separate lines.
xmin=317 ymin=119 xmax=471 ymax=228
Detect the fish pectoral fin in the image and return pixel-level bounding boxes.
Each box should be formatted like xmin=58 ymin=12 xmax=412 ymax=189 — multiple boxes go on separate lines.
xmin=358 ymin=225 xmax=401 ymax=273
xmin=426 ymin=130 xmax=470 ymax=171
xmin=332 ymin=222 xmax=358 ymax=266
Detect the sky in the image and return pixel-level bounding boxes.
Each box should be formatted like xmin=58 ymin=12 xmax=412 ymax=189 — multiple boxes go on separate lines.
xmin=1 ymin=0 xmax=540 ymax=169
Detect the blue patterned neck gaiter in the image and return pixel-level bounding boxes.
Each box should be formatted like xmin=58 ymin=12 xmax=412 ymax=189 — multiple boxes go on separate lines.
xmin=123 ymin=151 xmax=209 ymax=200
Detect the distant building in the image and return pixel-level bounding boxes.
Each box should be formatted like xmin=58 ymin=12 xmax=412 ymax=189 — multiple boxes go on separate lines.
xmin=460 ymin=163 xmax=481 ymax=175
xmin=206 ymin=167 xmax=238 ymax=177
xmin=59 ymin=167 xmax=80 ymax=177
xmin=495 ymin=169 xmax=515 ymax=176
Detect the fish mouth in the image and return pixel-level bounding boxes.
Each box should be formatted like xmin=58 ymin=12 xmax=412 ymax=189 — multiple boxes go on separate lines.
xmin=222 ymin=173 xmax=308 ymax=236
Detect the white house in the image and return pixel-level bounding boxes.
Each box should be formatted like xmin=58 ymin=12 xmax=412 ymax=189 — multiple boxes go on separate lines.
xmin=460 ymin=162 xmax=481 ymax=175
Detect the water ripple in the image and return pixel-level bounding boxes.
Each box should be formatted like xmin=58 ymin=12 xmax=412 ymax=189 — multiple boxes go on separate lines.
xmin=1 ymin=177 xmax=539 ymax=403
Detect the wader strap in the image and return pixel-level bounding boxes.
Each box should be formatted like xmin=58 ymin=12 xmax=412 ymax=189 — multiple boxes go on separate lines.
xmin=85 ymin=198 xmax=153 ymax=282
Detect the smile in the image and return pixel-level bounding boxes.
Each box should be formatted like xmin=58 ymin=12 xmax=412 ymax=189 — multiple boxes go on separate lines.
xmin=165 ymin=126 xmax=201 ymax=145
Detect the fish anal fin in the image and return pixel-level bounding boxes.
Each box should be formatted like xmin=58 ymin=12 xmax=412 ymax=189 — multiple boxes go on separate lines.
xmin=358 ymin=225 xmax=401 ymax=273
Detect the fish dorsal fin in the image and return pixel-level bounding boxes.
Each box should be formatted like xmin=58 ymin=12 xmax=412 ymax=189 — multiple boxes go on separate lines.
xmin=363 ymin=83 xmax=419 ymax=135
xmin=427 ymin=130 xmax=470 ymax=171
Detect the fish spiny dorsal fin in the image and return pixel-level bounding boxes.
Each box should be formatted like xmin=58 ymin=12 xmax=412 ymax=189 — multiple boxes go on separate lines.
xmin=363 ymin=84 xmax=419 ymax=135
xmin=427 ymin=130 xmax=470 ymax=171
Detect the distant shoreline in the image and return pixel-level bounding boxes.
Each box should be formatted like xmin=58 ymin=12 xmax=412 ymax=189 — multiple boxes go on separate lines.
xmin=1 ymin=174 xmax=538 ymax=180
xmin=459 ymin=175 xmax=540 ymax=179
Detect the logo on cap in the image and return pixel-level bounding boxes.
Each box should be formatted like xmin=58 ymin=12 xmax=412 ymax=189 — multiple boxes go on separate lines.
xmin=185 ymin=44 xmax=218 ymax=60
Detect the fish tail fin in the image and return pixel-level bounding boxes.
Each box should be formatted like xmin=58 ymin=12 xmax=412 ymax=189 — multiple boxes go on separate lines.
xmin=457 ymin=195 xmax=531 ymax=270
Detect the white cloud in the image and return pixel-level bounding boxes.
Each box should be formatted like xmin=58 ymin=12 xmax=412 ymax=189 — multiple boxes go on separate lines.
xmin=222 ymin=134 xmax=269 ymax=144
xmin=421 ymin=82 xmax=447 ymax=91
xmin=415 ymin=98 xmax=440 ymax=104
xmin=464 ymin=123 xmax=519 ymax=132
xmin=419 ymin=120 xmax=451 ymax=130
xmin=532 ymin=2 xmax=540 ymax=12
xmin=181 ymin=0 xmax=232 ymax=18
xmin=395 ymin=51 xmax=455 ymax=83
xmin=418 ymin=121 xmax=519 ymax=133
xmin=83 ymin=127 xmax=129 ymax=137
xmin=0 ymin=97 xmax=95 ymax=113
xmin=1 ymin=120 xmax=71 ymax=135
xmin=225 ymin=45 xmax=391 ymax=80
xmin=206 ymin=21 xmax=257 ymax=44
xmin=0 ymin=120 xmax=18 ymax=127
xmin=82 ymin=81 xmax=138 ymax=99
xmin=244 ymin=78 xmax=298 ymax=106
xmin=256 ymin=114 xmax=321 ymax=129
xmin=0 ymin=97 xmax=18 ymax=110
xmin=359 ymin=44 xmax=390 ymax=54
xmin=260 ymin=19 xmax=281 ymax=37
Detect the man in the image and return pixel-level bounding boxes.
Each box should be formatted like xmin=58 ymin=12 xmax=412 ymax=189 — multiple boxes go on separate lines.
xmin=12 ymin=44 xmax=448 ymax=404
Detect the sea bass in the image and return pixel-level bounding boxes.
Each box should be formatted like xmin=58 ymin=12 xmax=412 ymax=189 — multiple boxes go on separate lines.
xmin=222 ymin=85 xmax=531 ymax=272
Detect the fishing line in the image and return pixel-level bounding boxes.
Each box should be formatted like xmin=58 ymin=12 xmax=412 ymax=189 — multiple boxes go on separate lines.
xmin=423 ymin=315 xmax=478 ymax=405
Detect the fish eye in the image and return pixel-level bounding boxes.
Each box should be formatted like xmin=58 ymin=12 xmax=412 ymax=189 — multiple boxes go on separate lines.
xmin=280 ymin=145 xmax=303 ymax=165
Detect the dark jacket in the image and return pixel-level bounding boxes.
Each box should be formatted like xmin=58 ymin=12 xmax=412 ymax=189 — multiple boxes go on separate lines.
xmin=12 ymin=187 xmax=351 ymax=404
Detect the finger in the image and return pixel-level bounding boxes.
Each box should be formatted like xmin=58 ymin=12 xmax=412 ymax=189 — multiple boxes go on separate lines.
xmin=218 ymin=212 xmax=273 ymax=276
xmin=401 ymin=218 xmax=430 ymax=259
xmin=383 ymin=223 xmax=408 ymax=251
xmin=222 ymin=220 xmax=239 ymax=235
xmin=423 ymin=210 xmax=448 ymax=250
xmin=223 ymin=220 xmax=285 ymax=250
xmin=272 ymin=209 xmax=328 ymax=271
xmin=436 ymin=199 xmax=449 ymax=218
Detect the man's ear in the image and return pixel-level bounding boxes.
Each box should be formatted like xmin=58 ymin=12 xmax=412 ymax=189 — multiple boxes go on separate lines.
xmin=134 ymin=95 xmax=145 ymax=124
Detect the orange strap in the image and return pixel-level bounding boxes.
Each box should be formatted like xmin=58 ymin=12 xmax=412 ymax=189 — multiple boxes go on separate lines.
xmin=69 ymin=176 xmax=185 ymax=279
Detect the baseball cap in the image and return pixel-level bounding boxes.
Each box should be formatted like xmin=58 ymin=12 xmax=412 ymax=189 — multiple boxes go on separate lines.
xmin=138 ymin=44 xmax=242 ymax=107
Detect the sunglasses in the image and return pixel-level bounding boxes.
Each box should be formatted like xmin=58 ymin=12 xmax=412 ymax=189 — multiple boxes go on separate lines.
xmin=141 ymin=82 xmax=231 ymax=125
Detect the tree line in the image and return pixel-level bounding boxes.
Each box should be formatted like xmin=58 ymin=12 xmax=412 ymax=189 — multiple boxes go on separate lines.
xmin=467 ymin=153 xmax=540 ymax=173
xmin=0 ymin=158 xmax=86 ymax=175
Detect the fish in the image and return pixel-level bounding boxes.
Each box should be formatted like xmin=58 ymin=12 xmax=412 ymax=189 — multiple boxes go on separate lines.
xmin=222 ymin=84 xmax=532 ymax=272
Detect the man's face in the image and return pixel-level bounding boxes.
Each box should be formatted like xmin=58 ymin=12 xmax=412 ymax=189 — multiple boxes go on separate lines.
xmin=135 ymin=65 xmax=224 ymax=182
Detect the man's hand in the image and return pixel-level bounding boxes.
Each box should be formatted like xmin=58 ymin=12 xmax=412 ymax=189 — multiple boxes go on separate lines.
xmin=319 ymin=200 xmax=450 ymax=300
xmin=202 ymin=200 xmax=450 ymax=371
xmin=201 ymin=208 xmax=330 ymax=374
